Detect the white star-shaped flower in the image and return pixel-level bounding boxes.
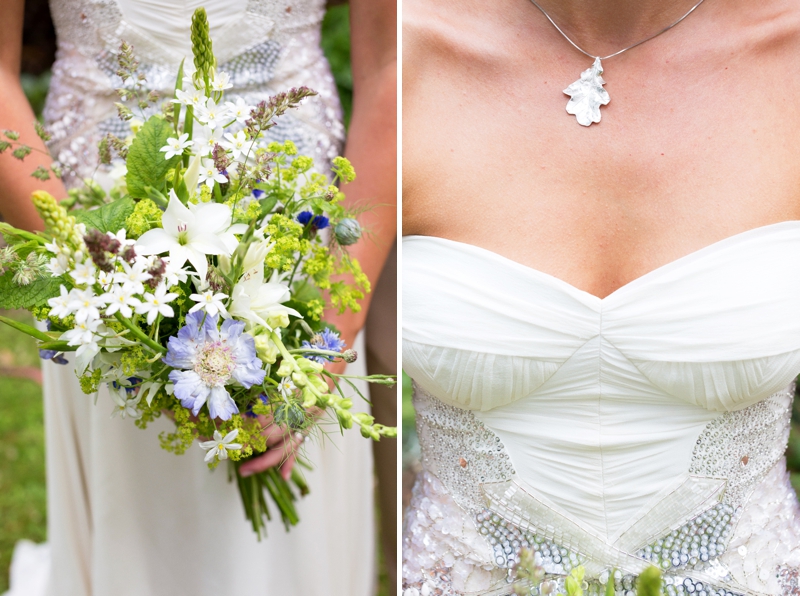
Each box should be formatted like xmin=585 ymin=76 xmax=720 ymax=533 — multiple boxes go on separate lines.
xmin=210 ymin=71 xmax=233 ymax=92
xmin=199 ymin=429 xmax=242 ymax=463
xmin=70 ymin=261 xmax=96 ymax=286
xmin=193 ymin=126 xmax=223 ymax=157
xmin=67 ymin=288 xmax=104 ymax=323
xmin=278 ymin=376 xmax=296 ymax=399
xmin=46 ymin=254 xmax=70 ymax=276
xmin=198 ymin=160 xmax=228 ymax=188
xmin=225 ymin=97 xmax=255 ymax=124
xmin=196 ymin=98 xmax=229 ymax=130
xmin=61 ymin=317 xmax=102 ymax=346
xmin=160 ymin=133 xmax=192 ymax=160
xmin=110 ymin=386 xmax=142 ymax=420
xmin=135 ymin=283 xmax=178 ymax=324
xmin=189 ymin=290 xmax=229 ymax=318
xmin=173 ymin=87 xmax=207 ymax=109
xmin=48 ymin=285 xmax=73 ymax=318
xmin=103 ymin=285 xmax=142 ymax=318
xmin=135 ymin=191 xmax=245 ymax=281
xmin=221 ymin=130 xmax=252 ymax=161
xmin=114 ymin=260 xmax=152 ymax=295
xmin=97 ymin=269 xmax=115 ymax=289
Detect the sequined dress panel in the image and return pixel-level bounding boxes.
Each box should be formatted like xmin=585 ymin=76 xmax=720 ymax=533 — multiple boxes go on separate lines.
xmin=44 ymin=0 xmax=344 ymax=185
xmin=401 ymin=231 xmax=800 ymax=596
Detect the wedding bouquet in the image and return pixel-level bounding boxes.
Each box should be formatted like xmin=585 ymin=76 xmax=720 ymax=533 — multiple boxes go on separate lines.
xmin=0 ymin=8 xmax=395 ymax=538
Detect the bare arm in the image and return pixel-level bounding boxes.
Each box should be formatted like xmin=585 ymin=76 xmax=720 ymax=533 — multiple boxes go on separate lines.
xmin=332 ymin=0 xmax=398 ymax=343
xmin=0 ymin=0 xmax=65 ymax=231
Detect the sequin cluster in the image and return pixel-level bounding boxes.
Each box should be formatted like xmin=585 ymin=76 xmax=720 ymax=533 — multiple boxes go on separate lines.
xmin=777 ymin=566 xmax=800 ymax=596
xmin=414 ymin=382 xmax=515 ymax=514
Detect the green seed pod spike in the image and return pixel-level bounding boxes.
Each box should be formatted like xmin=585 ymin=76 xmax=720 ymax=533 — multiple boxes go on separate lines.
xmin=190 ymin=8 xmax=216 ymax=89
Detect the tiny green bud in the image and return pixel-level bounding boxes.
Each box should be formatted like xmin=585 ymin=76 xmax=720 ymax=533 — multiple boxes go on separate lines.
xmin=636 ymin=566 xmax=663 ymax=596
xmin=336 ymin=408 xmax=353 ymax=429
xmin=342 ymin=349 xmax=357 ymax=363
xmin=291 ymin=371 xmax=307 ymax=388
xmin=301 ymin=386 xmax=317 ymax=408
xmin=276 ymin=359 xmax=294 ymax=378
xmin=297 ymin=357 xmax=324 ymax=373
xmin=254 ymin=335 xmax=279 ymax=364
xmin=267 ymin=312 xmax=290 ymax=329
xmin=309 ymin=376 xmax=328 ymax=394
xmin=354 ymin=412 xmax=374 ymax=426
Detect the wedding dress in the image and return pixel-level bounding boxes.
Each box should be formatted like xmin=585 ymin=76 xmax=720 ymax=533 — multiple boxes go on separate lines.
xmin=6 ymin=2 xmax=375 ymax=595
xmin=402 ymin=227 xmax=800 ymax=596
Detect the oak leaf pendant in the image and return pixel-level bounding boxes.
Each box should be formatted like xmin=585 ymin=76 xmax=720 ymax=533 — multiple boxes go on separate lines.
xmin=564 ymin=57 xmax=610 ymax=127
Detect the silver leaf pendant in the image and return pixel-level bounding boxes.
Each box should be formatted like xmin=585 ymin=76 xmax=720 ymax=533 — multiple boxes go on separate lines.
xmin=563 ymin=57 xmax=610 ymax=127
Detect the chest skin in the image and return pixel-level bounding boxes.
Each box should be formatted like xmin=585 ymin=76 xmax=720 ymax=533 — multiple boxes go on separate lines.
xmin=403 ymin=0 xmax=800 ymax=299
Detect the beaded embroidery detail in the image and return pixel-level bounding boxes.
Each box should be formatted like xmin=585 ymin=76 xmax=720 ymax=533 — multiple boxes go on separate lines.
xmin=404 ymin=382 xmax=800 ymax=596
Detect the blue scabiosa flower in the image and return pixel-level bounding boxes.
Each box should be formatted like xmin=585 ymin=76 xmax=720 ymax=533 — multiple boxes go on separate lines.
xmin=296 ymin=211 xmax=330 ymax=230
xmin=302 ymin=328 xmax=346 ymax=363
xmin=164 ymin=311 xmax=265 ymax=420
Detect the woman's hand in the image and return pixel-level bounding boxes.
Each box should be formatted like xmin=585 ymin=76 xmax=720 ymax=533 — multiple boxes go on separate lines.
xmin=238 ymin=412 xmax=306 ymax=479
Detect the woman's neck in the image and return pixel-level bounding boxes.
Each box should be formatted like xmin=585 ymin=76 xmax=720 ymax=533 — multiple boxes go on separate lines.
xmin=528 ymin=0 xmax=707 ymax=55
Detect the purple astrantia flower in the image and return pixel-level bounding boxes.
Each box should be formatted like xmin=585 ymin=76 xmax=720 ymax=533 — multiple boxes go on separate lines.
xmin=302 ymin=328 xmax=346 ymax=363
xmin=296 ymin=211 xmax=330 ymax=230
xmin=164 ymin=311 xmax=265 ymax=420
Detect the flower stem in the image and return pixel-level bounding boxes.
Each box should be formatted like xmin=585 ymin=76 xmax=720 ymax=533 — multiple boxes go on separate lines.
xmin=113 ymin=312 xmax=165 ymax=355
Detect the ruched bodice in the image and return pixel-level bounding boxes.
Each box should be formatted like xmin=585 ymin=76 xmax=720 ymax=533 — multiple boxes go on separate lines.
xmin=402 ymin=227 xmax=800 ymax=596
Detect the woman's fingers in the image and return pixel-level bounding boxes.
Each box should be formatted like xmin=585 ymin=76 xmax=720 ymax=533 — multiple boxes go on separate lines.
xmin=239 ymin=433 xmax=304 ymax=477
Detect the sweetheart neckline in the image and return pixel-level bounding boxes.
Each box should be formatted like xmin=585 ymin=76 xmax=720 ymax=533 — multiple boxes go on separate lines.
xmin=404 ymin=220 xmax=800 ymax=303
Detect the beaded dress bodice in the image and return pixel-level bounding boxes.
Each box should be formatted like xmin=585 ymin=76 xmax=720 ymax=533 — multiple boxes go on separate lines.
xmin=44 ymin=0 xmax=343 ymax=186
xmin=402 ymin=231 xmax=800 ymax=596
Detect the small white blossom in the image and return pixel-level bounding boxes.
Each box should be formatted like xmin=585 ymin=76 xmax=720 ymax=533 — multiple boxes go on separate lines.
xmin=69 ymin=261 xmax=97 ymax=286
xmin=46 ymin=254 xmax=70 ymax=276
xmin=114 ymin=260 xmax=152 ymax=294
xmin=47 ymin=285 xmax=73 ymax=318
xmin=163 ymin=258 xmax=191 ymax=287
xmin=135 ymin=284 xmax=178 ymax=324
xmin=107 ymin=229 xmax=136 ymax=248
xmin=62 ymin=317 xmax=102 ymax=346
xmin=195 ymin=98 xmax=229 ymax=130
xmin=160 ymin=133 xmax=192 ymax=160
xmin=173 ymin=87 xmax=207 ymax=109
xmin=221 ymin=130 xmax=251 ymax=161
xmin=110 ymin=386 xmax=142 ymax=420
xmin=193 ymin=126 xmax=223 ymax=157
xmin=104 ymin=286 xmax=142 ymax=318
xmin=189 ymin=290 xmax=229 ymax=318
xmin=225 ymin=97 xmax=255 ymax=124
xmin=197 ymin=160 xmax=228 ymax=188
xmin=199 ymin=429 xmax=242 ymax=463
xmin=278 ymin=376 xmax=296 ymax=399
xmin=97 ymin=269 xmax=115 ymax=289
xmin=210 ymin=71 xmax=233 ymax=92
xmin=67 ymin=288 xmax=104 ymax=324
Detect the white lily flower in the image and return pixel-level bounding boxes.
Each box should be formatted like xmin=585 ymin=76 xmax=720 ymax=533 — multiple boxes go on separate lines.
xmin=70 ymin=261 xmax=97 ymax=286
xmin=189 ymin=290 xmax=229 ymax=318
xmin=172 ymin=87 xmax=207 ymax=109
xmin=229 ymin=269 xmax=300 ymax=330
xmin=199 ymin=429 xmax=242 ymax=463
xmin=210 ymin=71 xmax=233 ymax=92
xmin=110 ymin=386 xmax=142 ymax=420
xmin=136 ymin=283 xmax=178 ymax=324
xmin=160 ymin=133 xmax=192 ymax=160
xmin=48 ymin=285 xmax=73 ymax=318
xmin=225 ymin=97 xmax=255 ymax=124
xmin=103 ymin=285 xmax=142 ymax=318
xmin=67 ymin=288 xmax=105 ymax=324
xmin=221 ymin=130 xmax=252 ymax=161
xmin=198 ymin=160 xmax=228 ymax=188
xmin=135 ymin=191 xmax=240 ymax=281
xmin=195 ymin=98 xmax=229 ymax=130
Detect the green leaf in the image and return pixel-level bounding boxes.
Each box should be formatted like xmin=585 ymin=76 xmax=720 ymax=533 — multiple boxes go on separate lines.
xmin=72 ymin=196 xmax=136 ymax=233
xmin=258 ymin=195 xmax=279 ymax=219
xmin=125 ymin=115 xmax=179 ymax=198
xmin=0 ymin=271 xmax=66 ymax=310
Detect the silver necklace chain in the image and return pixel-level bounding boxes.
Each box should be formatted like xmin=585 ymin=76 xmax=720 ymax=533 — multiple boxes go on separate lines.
xmin=528 ymin=0 xmax=707 ymax=61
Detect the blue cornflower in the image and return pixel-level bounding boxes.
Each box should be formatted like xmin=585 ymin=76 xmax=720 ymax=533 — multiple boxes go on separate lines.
xmin=302 ymin=328 xmax=346 ymax=363
xmin=245 ymin=393 xmax=269 ymax=418
xmin=296 ymin=211 xmax=330 ymax=230
xmin=39 ymin=349 xmax=68 ymax=365
xmin=252 ymin=188 xmax=265 ymax=199
xmin=164 ymin=311 xmax=265 ymax=420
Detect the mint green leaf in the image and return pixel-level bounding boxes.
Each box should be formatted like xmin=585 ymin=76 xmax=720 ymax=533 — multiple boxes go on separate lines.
xmin=0 ymin=271 xmax=66 ymax=310
xmin=72 ymin=196 xmax=136 ymax=233
xmin=125 ymin=115 xmax=179 ymax=198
